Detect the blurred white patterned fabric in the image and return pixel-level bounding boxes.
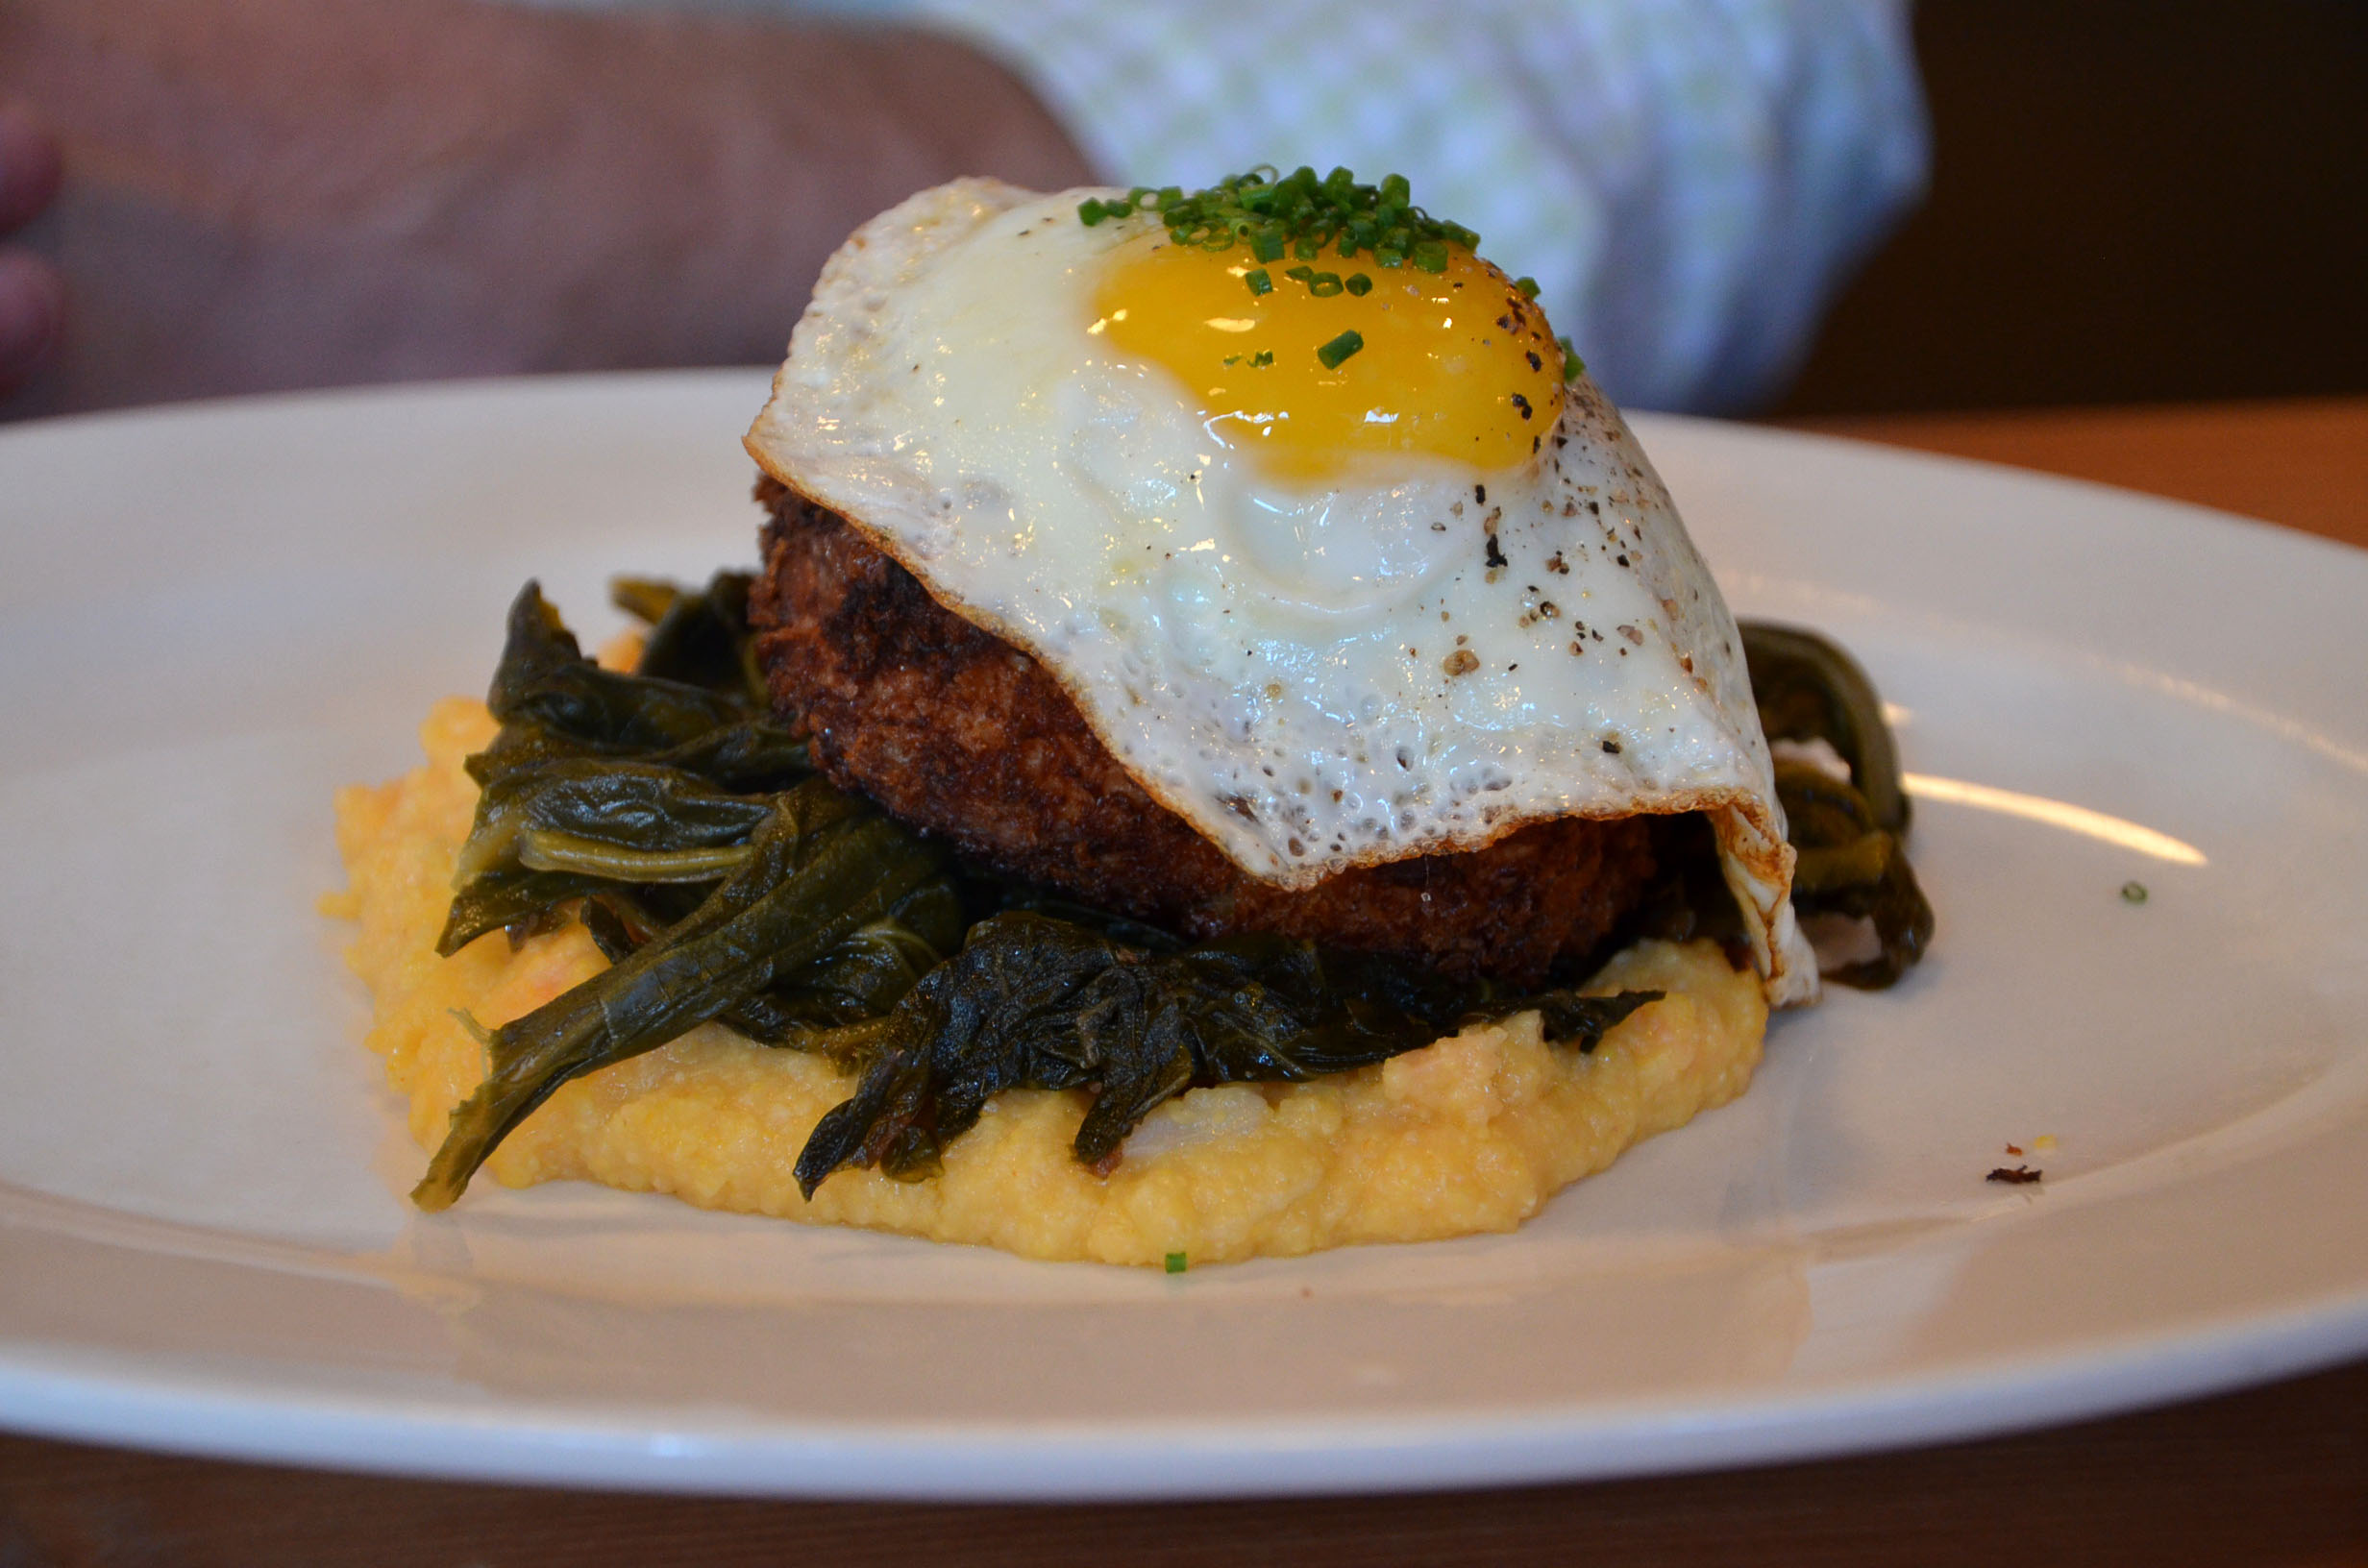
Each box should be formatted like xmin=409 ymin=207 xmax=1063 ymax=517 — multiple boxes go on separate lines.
xmin=519 ymin=0 xmax=1927 ymax=411
xmin=902 ymin=0 xmax=1927 ymax=412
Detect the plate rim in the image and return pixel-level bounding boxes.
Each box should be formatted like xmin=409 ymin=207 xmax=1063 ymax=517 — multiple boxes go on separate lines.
xmin=3 ymin=371 xmax=2364 ymax=1497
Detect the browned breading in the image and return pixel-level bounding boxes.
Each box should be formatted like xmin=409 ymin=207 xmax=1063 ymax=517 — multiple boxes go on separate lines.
xmin=750 ymin=478 xmax=1660 ymax=987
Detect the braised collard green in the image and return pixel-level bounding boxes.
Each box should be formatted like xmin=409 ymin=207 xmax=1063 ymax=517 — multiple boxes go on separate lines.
xmin=411 ymin=582 xmax=1934 ymax=1211
xmin=794 ymin=912 xmax=1663 ymax=1196
xmin=1740 ymin=622 xmax=1935 ymax=988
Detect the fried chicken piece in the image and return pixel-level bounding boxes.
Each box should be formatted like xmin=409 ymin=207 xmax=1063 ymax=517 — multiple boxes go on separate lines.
xmin=750 ymin=478 xmax=1660 ymax=987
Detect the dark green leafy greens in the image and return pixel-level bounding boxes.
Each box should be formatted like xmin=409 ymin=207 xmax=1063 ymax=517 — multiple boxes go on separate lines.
xmin=1742 ymin=622 xmax=1909 ymax=834
xmin=609 ymin=572 xmax=771 ymax=705
xmin=413 ymin=584 xmax=1934 ymax=1212
xmin=415 ymin=576 xmax=965 ymax=1210
xmin=1740 ymin=621 xmax=1935 ymax=989
xmin=793 ymin=913 xmax=1661 ymax=1197
xmin=415 ymin=782 xmax=948 ymax=1210
xmin=415 ymin=579 xmax=1665 ymax=1212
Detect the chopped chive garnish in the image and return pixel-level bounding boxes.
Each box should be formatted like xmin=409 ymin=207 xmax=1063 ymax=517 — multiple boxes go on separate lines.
xmin=1514 ymin=276 xmax=1541 ymax=300
xmin=1284 ymin=264 xmax=1315 ymax=282
xmin=1317 ymin=330 xmax=1365 ymax=369
xmin=1094 ymin=166 xmax=1487 ymax=279
xmin=1250 ymin=350 xmax=1274 ymax=367
xmin=1079 ymin=196 xmax=1147 ymax=226
xmin=1165 ymin=1251 xmax=1188 ymax=1274
xmin=2121 ymin=880 xmax=2149 ymax=905
xmin=1557 ymin=334 xmax=1586 ymax=381
xmin=1306 ymin=271 xmax=1344 ymax=297
xmin=1245 ymin=267 xmax=1273 ymax=296
xmin=1345 ymin=273 xmax=1372 ymax=296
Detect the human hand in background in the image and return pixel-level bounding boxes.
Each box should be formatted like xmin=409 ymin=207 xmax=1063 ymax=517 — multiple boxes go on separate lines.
xmin=0 ymin=0 xmax=1088 ymax=419
xmin=0 ymin=98 xmax=62 ymax=399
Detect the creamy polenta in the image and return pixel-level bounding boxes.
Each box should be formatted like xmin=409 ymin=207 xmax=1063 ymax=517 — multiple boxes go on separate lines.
xmin=329 ymin=697 xmax=1767 ymax=1267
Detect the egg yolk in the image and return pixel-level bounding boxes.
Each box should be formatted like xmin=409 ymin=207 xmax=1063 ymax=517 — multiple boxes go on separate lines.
xmin=1090 ymin=234 xmax=1566 ymax=483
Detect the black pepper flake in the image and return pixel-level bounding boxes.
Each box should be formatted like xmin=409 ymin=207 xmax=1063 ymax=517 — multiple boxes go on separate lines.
xmin=1600 ymin=737 xmax=1621 ymax=754
xmin=1616 ymin=553 xmax=1630 ymax=567
xmin=1484 ymin=534 xmax=1508 ymax=570
xmin=1511 ymin=393 xmax=1533 ymax=421
xmin=1525 ymin=351 xmax=1542 ymax=371
xmin=1986 ymin=1165 xmax=2044 ymax=1186
xmin=1473 ymin=484 xmax=1487 ymax=503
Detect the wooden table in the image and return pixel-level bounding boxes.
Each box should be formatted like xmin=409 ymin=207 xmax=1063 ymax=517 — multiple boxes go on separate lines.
xmin=7 ymin=398 xmax=2365 ymax=1566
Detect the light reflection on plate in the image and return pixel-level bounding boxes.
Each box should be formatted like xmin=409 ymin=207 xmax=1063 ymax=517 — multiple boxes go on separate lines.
xmin=1902 ymin=772 xmax=2205 ymax=864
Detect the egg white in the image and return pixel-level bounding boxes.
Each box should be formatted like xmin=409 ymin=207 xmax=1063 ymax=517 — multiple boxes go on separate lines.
xmin=748 ymin=180 xmax=1814 ymax=1003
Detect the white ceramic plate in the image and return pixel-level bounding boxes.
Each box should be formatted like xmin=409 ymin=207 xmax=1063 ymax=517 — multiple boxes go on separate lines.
xmin=2 ymin=372 xmax=2363 ymax=1500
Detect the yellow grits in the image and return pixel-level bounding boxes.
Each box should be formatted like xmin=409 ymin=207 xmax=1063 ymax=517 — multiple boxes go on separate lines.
xmin=328 ymin=697 xmax=1767 ymax=1267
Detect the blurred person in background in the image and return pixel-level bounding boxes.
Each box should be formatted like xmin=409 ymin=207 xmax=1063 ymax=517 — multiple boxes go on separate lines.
xmin=0 ymin=0 xmax=1923 ymax=419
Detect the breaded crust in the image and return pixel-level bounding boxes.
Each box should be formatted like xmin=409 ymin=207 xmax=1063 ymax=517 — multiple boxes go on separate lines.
xmin=750 ymin=479 xmax=1659 ymax=986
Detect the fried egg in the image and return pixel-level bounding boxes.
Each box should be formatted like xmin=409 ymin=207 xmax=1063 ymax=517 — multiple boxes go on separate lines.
xmin=747 ymin=178 xmax=1814 ymax=1003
